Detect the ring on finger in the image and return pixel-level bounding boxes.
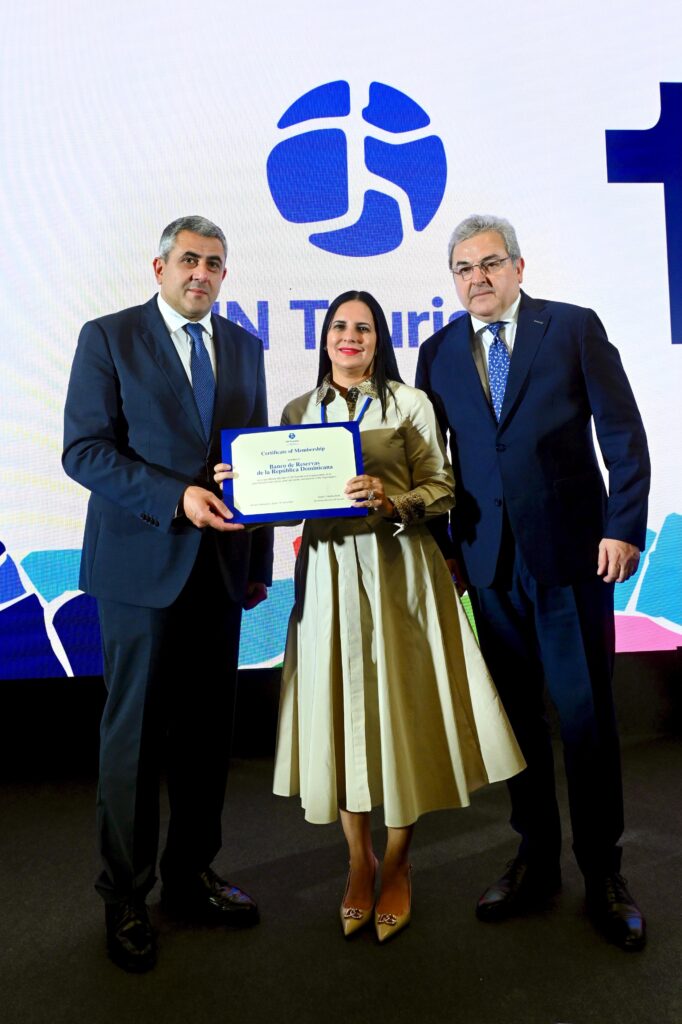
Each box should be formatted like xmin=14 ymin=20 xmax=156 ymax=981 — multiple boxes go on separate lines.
xmin=367 ymin=489 xmax=375 ymax=503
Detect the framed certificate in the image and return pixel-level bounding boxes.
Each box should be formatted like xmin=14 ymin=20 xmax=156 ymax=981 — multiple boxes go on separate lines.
xmin=221 ymin=422 xmax=367 ymax=523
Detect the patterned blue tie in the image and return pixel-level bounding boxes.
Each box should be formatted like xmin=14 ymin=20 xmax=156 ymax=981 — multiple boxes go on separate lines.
xmin=185 ymin=322 xmax=215 ymax=442
xmin=487 ymin=321 xmax=510 ymax=422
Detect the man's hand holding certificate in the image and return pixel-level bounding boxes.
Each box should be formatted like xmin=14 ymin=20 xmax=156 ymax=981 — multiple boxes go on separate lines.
xmin=220 ymin=423 xmax=367 ymax=523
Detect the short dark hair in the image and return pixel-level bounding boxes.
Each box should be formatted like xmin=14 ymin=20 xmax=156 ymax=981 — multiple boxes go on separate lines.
xmin=317 ymin=291 xmax=404 ymax=421
xmin=158 ymin=216 xmax=227 ymax=260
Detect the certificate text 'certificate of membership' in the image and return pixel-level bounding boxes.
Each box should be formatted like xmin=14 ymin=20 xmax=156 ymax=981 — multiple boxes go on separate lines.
xmin=221 ymin=423 xmax=366 ymax=523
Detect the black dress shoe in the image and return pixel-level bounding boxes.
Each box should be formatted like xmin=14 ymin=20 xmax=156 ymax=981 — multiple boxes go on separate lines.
xmin=585 ymin=873 xmax=646 ymax=951
xmin=161 ymin=867 xmax=259 ymax=927
xmin=476 ymin=858 xmax=561 ymax=922
xmin=105 ymin=900 xmax=156 ymax=973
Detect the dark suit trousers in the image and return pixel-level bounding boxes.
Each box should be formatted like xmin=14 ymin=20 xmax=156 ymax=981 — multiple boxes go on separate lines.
xmin=95 ymin=533 xmax=243 ymax=903
xmin=469 ymin=536 xmax=624 ymax=879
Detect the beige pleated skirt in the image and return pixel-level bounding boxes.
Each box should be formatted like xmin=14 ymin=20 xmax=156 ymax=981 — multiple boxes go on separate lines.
xmin=273 ymin=517 xmax=525 ymax=827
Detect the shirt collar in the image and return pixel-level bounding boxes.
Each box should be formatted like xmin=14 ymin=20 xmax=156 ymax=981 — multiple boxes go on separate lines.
xmin=157 ymin=293 xmax=214 ymax=338
xmin=470 ymin=293 xmax=521 ymax=335
xmin=315 ymin=374 xmax=379 ymax=405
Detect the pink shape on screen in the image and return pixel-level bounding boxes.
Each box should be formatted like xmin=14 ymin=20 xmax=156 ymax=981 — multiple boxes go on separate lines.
xmin=615 ymin=614 xmax=682 ymax=653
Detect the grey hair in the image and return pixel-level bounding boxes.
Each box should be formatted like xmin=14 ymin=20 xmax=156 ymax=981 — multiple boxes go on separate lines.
xmin=448 ymin=214 xmax=521 ymax=267
xmin=158 ymin=216 xmax=228 ymax=261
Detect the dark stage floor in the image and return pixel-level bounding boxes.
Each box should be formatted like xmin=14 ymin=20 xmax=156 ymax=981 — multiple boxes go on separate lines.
xmin=1 ymin=735 xmax=681 ymax=1024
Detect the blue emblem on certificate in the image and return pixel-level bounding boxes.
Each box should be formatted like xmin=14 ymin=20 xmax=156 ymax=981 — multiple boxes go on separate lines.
xmin=221 ymin=422 xmax=366 ymax=523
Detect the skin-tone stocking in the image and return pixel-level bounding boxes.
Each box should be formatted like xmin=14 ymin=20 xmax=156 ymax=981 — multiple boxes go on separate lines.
xmin=339 ymin=809 xmax=376 ymax=908
xmin=376 ymin=824 xmax=413 ymax=916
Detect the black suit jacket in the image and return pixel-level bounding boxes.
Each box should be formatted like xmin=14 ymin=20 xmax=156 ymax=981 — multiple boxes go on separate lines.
xmin=63 ymin=295 xmax=273 ymax=607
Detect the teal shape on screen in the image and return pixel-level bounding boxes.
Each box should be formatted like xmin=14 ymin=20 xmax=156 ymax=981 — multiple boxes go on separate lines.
xmin=239 ymin=578 xmax=295 ymax=667
xmin=20 ymin=550 xmax=82 ymax=603
xmin=636 ymin=514 xmax=682 ymax=624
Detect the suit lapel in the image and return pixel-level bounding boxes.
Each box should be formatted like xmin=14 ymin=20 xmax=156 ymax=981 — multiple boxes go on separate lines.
xmin=212 ymin=315 xmax=235 ymax=427
xmin=446 ymin=313 xmax=492 ymax=415
xmin=499 ymin=293 xmax=549 ymax=426
xmin=138 ymin=297 xmax=206 ymax=443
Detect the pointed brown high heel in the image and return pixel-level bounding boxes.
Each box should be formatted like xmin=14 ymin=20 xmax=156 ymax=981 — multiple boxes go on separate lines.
xmin=375 ymin=865 xmax=412 ymax=943
xmin=340 ymin=855 xmax=378 ymax=937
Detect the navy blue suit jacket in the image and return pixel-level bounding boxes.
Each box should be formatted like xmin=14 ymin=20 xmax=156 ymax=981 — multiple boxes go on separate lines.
xmin=63 ymin=295 xmax=273 ymax=608
xmin=415 ymin=291 xmax=650 ymax=588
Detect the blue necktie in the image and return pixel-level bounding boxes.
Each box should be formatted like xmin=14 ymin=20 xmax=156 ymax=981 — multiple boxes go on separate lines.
xmin=487 ymin=321 xmax=510 ymax=422
xmin=185 ymin=322 xmax=215 ymax=442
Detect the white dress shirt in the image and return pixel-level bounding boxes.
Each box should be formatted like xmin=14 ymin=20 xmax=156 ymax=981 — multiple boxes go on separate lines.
xmin=156 ymin=293 xmax=217 ymax=381
xmin=469 ymin=294 xmax=521 ymax=399
xmin=471 ymin=293 xmax=522 ymax=371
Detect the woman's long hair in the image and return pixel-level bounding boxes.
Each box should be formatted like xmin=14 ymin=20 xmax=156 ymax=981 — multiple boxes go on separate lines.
xmin=316 ymin=290 xmax=404 ymax=421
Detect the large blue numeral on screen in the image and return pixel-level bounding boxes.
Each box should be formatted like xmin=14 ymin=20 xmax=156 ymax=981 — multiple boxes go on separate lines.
xmin=606 ymin=82 xmax=682 ymax=344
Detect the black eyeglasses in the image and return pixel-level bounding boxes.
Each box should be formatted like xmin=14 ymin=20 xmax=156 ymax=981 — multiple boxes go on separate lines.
xmin=451 ymin=256 xmax=513 ymax=281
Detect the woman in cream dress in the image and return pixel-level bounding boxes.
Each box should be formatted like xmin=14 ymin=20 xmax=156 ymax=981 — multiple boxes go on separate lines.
xmin=218 ymin=291 xmax=524 ymax=942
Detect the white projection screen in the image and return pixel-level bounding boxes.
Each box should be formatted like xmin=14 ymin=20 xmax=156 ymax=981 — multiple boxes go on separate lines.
xmin=1 ymin=0 xmax=680 ymax=679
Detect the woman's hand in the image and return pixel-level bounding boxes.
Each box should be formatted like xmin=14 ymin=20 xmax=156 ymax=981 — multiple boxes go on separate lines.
xmin=345 ymin=474 xmax=394 ymax=516
xmin=213 ymin=462 xmax=235 ymax=485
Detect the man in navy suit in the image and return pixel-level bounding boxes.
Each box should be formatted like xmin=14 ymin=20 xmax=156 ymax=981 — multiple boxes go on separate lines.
xmin=63 ymin=215 xmax=273 ymax=971
xmin=416 ymin=214 xmax=650 ymax=951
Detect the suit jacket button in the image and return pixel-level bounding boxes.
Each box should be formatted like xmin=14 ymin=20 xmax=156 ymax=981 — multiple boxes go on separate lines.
xmin=494 ymin=498 xmax=502 ymax=507
xmin=496 ymin=443 xmax=506 ymax=452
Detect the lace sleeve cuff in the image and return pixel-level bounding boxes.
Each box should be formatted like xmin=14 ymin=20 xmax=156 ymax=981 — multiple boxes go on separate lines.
xmin=389 ymin=493 xmax=426 ymax=527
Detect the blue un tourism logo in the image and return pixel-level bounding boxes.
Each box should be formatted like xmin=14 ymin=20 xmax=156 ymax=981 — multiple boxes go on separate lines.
xmin=267 ymin=80 xmax=447 ymax=257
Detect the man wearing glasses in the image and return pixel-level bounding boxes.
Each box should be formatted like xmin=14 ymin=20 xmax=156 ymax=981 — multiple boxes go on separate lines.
xmin=416 ymin=214 xmax=650 ymax=951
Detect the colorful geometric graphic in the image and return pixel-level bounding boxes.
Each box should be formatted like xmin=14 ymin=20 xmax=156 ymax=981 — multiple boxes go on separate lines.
xmin=1 ymin=513 xmax=678 ymax=679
